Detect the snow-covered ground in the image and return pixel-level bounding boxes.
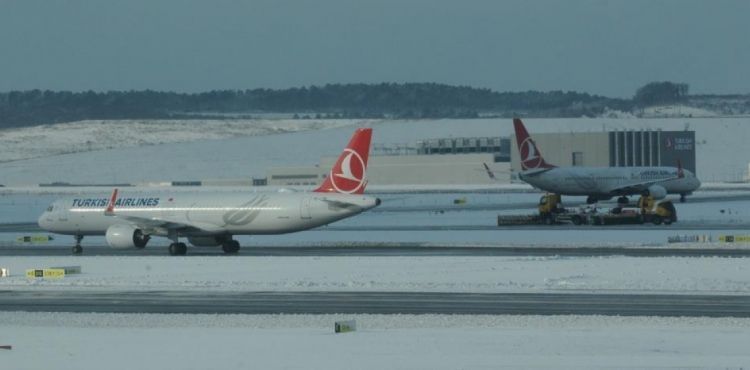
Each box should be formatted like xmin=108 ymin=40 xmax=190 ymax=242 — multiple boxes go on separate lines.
xmin=2 ymin=312 xmax=750 ymax=370
xmin=1 ymin=255 xmax=749 ymax=294
xmin=0 ymin=117 xmax=748 ymax=185
xmin=0 ymin=118 xmax=361 ymax=163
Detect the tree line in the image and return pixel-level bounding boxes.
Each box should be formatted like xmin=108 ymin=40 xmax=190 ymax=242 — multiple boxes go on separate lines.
xmin=0 ymin=81 xmax=711 ymax=128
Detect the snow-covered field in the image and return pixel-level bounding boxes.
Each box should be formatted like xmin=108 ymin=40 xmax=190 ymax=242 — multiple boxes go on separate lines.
xmin=0 ymin=118 xmax=361 ymax=163
xmin=1 ymin=255 xmax=748 ymax=294
xmin=0 ymin=117 xmax=748 ymax=185
xmin=3 ymin=312 xmax=750 ymax=370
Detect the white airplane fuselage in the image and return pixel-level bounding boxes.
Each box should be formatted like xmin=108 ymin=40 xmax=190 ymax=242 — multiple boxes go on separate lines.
xmin=519 ymin=166 xmax=701 ymax=198
xmin=38 ymin=190 xmax=379 ymax=237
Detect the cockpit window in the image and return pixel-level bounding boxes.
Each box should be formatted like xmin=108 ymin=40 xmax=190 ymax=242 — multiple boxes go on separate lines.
xmin=46 ymin=205 xmax=54 ymax=212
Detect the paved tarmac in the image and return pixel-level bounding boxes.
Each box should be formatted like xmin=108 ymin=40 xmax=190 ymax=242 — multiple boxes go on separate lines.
xmin=2 ymin=221 xmax=749 ymax=234
xmin=1 ymin=290 xmax=748 ymax=317
xmin=1 ymin=244 xmax=749 ymax=257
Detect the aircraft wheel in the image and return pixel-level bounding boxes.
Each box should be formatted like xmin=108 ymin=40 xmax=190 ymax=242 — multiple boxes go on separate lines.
xmin=222 ymin=240 xmax=240 ymax=254
xmin=680 ymin=194 xmax=686 ymax=203
xmin=169 ymin=243 xmax=187 ymax=256
xmin=72 ymin=245 xmax=83 ymax=254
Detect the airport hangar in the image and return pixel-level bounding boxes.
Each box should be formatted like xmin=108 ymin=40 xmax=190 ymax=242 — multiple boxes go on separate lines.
xmin=265 ymin=130 xmax=697 ymax=187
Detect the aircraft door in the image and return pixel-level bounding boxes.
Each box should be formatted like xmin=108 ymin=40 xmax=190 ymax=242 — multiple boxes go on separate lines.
xmin=300 ymin=197 xmax=312 ymax=219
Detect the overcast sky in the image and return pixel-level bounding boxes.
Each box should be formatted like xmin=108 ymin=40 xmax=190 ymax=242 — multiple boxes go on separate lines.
xmin=1 ymin=0 xmax=748 ymax=97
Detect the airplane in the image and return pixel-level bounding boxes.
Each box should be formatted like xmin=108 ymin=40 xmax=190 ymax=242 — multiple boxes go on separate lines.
xmin=509 ymin=118 xmax=701 ymax=204
xmin=38 ymin=128 xmax=380 ymax=255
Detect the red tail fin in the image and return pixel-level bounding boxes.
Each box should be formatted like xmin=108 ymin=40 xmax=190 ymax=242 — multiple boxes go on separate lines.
xmin=513 ymin=118 xmax=555 ymax=170
xmin=315 ymin=128 xmax=372 ymax=194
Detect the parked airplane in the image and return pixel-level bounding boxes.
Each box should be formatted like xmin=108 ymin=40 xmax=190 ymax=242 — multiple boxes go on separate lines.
xmin=38 ymin=128 xmax=380 ymax=255
xmin=509 ymin=118 xmax=701 ymax=204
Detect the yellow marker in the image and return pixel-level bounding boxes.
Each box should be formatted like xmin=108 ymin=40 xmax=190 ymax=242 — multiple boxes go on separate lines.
xmin=26 ymin=269 xmax=66 ymax=279
xmin=718 ymin=235 xmax=750 ymax=243
xmin=16 ymin=235 xmax=53 ymax=243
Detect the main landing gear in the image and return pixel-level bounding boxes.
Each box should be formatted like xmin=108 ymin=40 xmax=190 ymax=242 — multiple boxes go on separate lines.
xmin=168 ymin=242 xmax=187 ymax=256
xmin=168 ymin=230 xmax=187 ymax=256
xmin=680 ymin=193 xmax=687 ymax=203
xmin=72 ymin=235 xmax=83 ymax=255
xmin=166 ymin=232 xmax=241 ymax=256
xmin=221 ymin=240 xmax=240 ymax=254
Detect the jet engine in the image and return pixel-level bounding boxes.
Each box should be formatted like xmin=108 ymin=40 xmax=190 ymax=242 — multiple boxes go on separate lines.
xmin=646 ymin=184 xmax=667 ymax=200
xmin=105 ymin=224 xmax=150 ymax=249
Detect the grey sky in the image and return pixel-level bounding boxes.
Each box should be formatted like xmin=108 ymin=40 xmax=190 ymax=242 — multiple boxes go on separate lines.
xmin=1 ymin=0 xmax=748 ymax=97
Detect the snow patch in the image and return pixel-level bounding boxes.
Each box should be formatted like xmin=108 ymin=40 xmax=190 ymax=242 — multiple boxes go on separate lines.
xmin=0 ymin=119 xmax=365 ymax=163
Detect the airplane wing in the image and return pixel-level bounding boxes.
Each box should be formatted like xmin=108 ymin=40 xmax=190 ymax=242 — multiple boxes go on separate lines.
xmin=482 ymin=163 xmax=496 ymax=180
xmin=112 ymin=214 xmax=225 ymax=234
xmin=103 ymin=189 xmax=224 ymax=234
xmin=602 ymin=161 xmax=685 ymax=195
xmin=484 ymin=162 xmax=556 ymax=180
xmin=604 ymin=180 xmax=667 ymax=196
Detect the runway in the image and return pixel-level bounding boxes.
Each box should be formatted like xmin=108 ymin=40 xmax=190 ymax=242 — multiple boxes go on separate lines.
xmin=322 ymin=223 xmax=750 ymax=231
xmin=2 ymin=244 xmax=750 ymax=257
xmin=1 ymin=290 xmax=748 ymax=317
xmin=2 ymin=221 xmax=750 ymax=233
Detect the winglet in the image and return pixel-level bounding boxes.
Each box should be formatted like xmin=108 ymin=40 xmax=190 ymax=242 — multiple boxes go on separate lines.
xmin=105 ymin=188 xmax=118 ymax=216
xmin=483 ymin=162 xmax=496 ymax=180
xmin=513 ymin=118 xmax=555 ymax=171
xmin=677 ymin=159 xmax=685 ymax=178
xmin=315 ymin=128 xmax=372 ymax=194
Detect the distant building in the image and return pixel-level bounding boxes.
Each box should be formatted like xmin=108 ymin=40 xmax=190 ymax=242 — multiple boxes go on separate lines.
xmin=510 ymin=130 xmax=697 ymax=178
xmin=268 ymin=135 xmax=511 ymax=186
xmin=267 ymin=130 xmax=697 ymax=187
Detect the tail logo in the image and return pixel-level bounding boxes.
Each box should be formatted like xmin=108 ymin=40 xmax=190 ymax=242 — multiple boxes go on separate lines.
xmin=520 ymin=137 xmax=543 ymax=169
xmin=330 ymin=149 xmax=367 ymax=194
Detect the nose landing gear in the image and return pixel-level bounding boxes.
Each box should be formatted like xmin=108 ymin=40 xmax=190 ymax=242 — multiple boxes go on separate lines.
xmin=72 ymin=235 xmax=83 ymax=255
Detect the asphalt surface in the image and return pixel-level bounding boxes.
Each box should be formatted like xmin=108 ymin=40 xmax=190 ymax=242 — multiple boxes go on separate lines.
xmin=322 ymin=223 xmax=750 ymax=231
xmin=2 ymin=244 xmax=750 ymax=257
xmin=3 ymin=221 xmax=750 ymax=234
xmin=1 ymin=290 xmax=748 ymax=317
